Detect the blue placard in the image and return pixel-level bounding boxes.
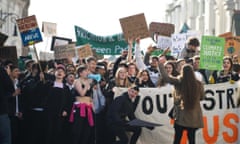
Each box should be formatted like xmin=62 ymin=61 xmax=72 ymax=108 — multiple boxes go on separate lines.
xmin=20 ymin=27 xmax=43 ymax=46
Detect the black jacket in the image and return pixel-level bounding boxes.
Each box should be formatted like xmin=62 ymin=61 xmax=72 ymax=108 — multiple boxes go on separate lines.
xmin=107 ymin=92 xmax=139 ymax=126
xmin=0 ymin=67 xmax=15 ymax=115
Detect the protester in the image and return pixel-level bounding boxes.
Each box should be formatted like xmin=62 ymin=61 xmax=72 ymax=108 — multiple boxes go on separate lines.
xmin=112 ymin=49 xmax=128 ymax=76
xmin=0 ymin=61 xmax=15 ymax=144
xmin=212 ymin=56 xmax=240 ymax=83
xmin=107 ymin=85 xmax=142 ymax=144
xmin=135 ymin=69 xmax=155 ymax=87
xmin=71 ymin=65 xmax=95 ymax=144
xmin=159 ymin=58 xmax=205 ymax=144
xmin=179 ymin=37 xmax=200 ymax=60
xmin=158 ymin=60 xmax=179 ymax=87
xmin=45 ymin=64 xmax=72 ymax=144
xmin=20 ymin=62 xmax=52 ymax=144
xmin=134 ymin=37 xmax=160 ymax=86
xmin=8 ymin=65 xmax=23 ymax=144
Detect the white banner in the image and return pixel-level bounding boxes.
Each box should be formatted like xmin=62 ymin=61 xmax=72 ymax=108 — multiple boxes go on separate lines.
xmin=114 ymin=82 xmax=240 ymax=144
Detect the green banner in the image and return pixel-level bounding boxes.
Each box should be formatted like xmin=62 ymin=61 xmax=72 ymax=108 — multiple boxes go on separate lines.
xmin=75 ymin=25 xmax=128 ymax=55
xmin=200 ymin=36 xmax=225 ymax=70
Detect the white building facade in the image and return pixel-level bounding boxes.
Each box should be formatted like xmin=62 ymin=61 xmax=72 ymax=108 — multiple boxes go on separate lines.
xmin=165 ymin=0 xmax=240 ymax=36
xmin=0 ymin=0 xmax=30 ymax=56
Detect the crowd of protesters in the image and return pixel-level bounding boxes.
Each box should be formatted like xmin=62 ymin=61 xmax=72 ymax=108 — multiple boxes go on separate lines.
xmin=0 ymin=37 xmax=240 ymax=144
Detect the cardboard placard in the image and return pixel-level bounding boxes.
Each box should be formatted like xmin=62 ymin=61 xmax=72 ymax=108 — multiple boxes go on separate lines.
xmin=16 ymin=15 xmax=43 ymax=46
xmin=218 ymin=32 xmax=233 ymax=38
xmin=39 ymin=51 xmax=54 ymax=61
xmin=0 ymin=46 xmax=18 ymax=66
xmin=77 ymin=44 xmax=93 ymax=58
xmin=149 ymin=22 xmax=175 ymax=37
xmin=119 ymin=13 xmax=150 ymax=40
xmin=42 ymin=21 xmax=57 ymax=37
xmin=54 ymin=43 xmax=76 ymax=59
xmin=219 ymin=32 xmax=240 ymax=62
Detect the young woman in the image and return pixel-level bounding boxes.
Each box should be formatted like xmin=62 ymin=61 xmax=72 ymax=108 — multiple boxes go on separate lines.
xmin=158 ymin=61 xmax=179 ymax=87
xmin=213 ymin=56 xmax=239 ymax=83
xmin=159 ymin=60 xmax=205 ymax=144
xmin=70 ymin=65 xmax=94 ymax=144
xmin=135 ymin=69 xmax=155 ymax=88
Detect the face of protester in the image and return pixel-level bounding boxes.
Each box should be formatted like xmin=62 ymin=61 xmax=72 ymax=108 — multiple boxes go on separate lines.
xmin=79 ymin=69 xmax=89 ymax=78
xmin=193 ymin=59 xmax=200 ymax=70
xmin=88 ymin=60 xmax=97 ymax=73
xmin=141 ymin=71 xmax=149 ymax=81
xmin=66 ymin=74 xmax=75 ymax=85
xmin=128 ymin=88 xmax=139 ymax=99
xmin=121 ymin=50 xmax=128 ymax=58
xmin=188 ymin=44 xmax=197 ymax=51
xmin=165 ymin=64 xmax=173 ymax=75
xmin=223 ymin=59 xmax=232 ymax=72
xmin=67 ymin=66 xmax=76 ymax=74
xmin=128 ymin=65 xmax=137 ymax=76
xmin=55 ymin=69 xmax=66 ymax=80
xmin=117 ymin=67 xmax=127 ymax=80
xmin=10 ymin=68 xmax=20 ymax=79
xmin=150 ymin=58 xmax=159 ymax=68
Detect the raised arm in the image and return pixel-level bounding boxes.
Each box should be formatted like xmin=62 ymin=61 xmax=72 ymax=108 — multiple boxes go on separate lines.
xmin=134 ymin=38 xmax=147 ymax=71
xmin=127 ymin=38 xmax=133 ymax=62
xmin=158 ymin=61 xmax=180 ymax=85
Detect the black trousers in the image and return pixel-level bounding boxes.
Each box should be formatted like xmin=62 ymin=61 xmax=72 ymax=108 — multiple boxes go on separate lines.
xmin=72 ymin=108 xmax=93 ymax=144
xmin=173 ymin=123 xmax=198 ymax=144
xmin=110 ymin=124 xmax=141 ymax=144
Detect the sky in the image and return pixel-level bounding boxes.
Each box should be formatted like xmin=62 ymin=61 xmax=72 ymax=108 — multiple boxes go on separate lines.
xmin=29 ymin=0 xmax=170 ymax=52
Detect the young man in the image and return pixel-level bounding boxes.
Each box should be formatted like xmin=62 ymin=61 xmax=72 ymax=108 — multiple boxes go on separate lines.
xmin=107 ymin=85 xmax=141 ymax=144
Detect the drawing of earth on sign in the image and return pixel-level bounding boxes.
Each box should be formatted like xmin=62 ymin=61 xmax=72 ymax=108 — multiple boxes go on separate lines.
xmin=227 ymin=40 xmax=235 ymax=54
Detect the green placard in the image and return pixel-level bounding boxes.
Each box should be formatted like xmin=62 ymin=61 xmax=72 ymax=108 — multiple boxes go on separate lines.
xmin=200 ymin=36 xmax=225 ymax=70
xmin=75 ymin=25 xmax=128 ymax=55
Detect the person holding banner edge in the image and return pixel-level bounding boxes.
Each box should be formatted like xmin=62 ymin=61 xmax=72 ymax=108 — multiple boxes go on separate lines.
xmin=159 ymin=56 xmax=205 ymax=144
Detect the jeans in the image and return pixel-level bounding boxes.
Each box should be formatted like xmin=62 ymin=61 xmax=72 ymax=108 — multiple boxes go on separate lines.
xmin=0 ymin=114 xmax=11 ymax=144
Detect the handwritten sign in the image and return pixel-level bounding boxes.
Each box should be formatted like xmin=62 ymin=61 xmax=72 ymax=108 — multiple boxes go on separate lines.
xmin=77 ymin=44 xmax=93 ymax=58
xmin=219 ymin=32 xmax=240 ymax=62
xmin=156 ymin=35 xmax=172 ymax=49
xmin=54 ymin=43 xmax=76 ymax=59
xmin=42 ymin=21 xmax=57 ymax=37
xmin=171 ymin=33 xmax=187 ymax=57
xmin=149 ymin=22 xmax=175 ymax=37
xmin=16 ymin=15 xmax=43 ymax=46
xmin=39 ymin=51 xmax=54 ymax=61
xmin=119 ymin=13 xmax=150 ymax=40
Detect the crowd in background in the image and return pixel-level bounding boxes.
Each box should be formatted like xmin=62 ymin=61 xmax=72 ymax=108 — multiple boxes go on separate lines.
xmin=0 ymin=37 xmax=240 ymax=144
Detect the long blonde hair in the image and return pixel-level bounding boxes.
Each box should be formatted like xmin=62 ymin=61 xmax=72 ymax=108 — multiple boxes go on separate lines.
xmin=115 ymin=67 xmax=130 ymax=87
